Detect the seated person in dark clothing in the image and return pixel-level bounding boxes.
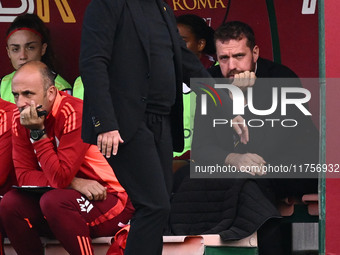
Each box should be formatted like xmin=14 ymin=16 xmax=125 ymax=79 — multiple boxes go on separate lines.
xmin=176 ymin=14 xmax=216 ymax=69
xmin=172 ymin=16 xmax=250 ymax=191
xmin=172 ymin=14 xmax=216 ymax=189
xmin=208 ymin=21 xmax=318 ymax=197
xmin=170 ymin=21 xmax=318 ymax=255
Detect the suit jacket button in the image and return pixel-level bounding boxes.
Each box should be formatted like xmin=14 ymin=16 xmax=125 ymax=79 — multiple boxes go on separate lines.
xmin=146 ymin=73 xmax=150 ymax=79
xmin=141 ymin=97 xmax=147 ymax=102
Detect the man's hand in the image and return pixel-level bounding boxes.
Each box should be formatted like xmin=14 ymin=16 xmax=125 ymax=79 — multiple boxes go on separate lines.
xmin=225 ymin=153 xmax=266 ymax=176
xmin=97 ymin=130 xmax=124 ymax=158
xmin=70 ymin=177 xmax=107 ymax=201
xmin=20 ymin=100 xmax=45 ymax=130
xmin=232 ymin=115 xmax=249 ymax=144
xmin=232 ymin=71 xmax=256 ymax=91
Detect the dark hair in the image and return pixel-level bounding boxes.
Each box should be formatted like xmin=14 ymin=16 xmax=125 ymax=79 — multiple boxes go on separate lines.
xmin=176 ymin=14 xmax=215 ymax=55
xmin=214 ymin=21 xmax=256 ymax=50
xmin=6 ymin=13 xmax=56 ymax=70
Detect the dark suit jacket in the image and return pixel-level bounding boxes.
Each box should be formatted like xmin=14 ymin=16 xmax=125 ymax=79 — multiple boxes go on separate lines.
xmin=80 ymin=0 xmax=210 ymax=151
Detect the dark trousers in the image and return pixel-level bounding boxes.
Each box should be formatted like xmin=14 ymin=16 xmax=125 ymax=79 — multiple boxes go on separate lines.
xmin=0 ymin=189 xmax=133 ymax=255
xmin=107 ymin=113 xmax=173 ymax=255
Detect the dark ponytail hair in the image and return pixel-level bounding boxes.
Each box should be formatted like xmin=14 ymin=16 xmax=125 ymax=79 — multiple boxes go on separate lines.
xmin=176 ymin=14 xmax=215 ymax=55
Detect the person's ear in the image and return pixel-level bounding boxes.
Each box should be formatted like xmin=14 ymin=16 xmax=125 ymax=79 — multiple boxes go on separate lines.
xmin=252 ymin=45 xmax=259 ymax=62
xmin=6 ymin=46 xmax=10 ymax=59
xmin=47 ymin=85 xmax=57 ymax=102
xmin=198 ymin=39 xmax=206 ymax=53
xmin=41 ymin=43 xmax=47 ymax=57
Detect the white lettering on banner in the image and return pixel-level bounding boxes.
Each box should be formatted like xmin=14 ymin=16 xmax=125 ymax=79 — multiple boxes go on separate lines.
xmin=0 ymin=0 xmax=75 ymax=23
xmin=204 ymin=17 xmax=212 ymax=26
xmin=172 ymin=0 xmax=227 ymax=11
xmin=302 ymin=0 xmax=317 ymax=14
xmin=0 ymin=0 xmax=34 ymax=22
xmin=37 ymin=0 xmax=75 ymax=23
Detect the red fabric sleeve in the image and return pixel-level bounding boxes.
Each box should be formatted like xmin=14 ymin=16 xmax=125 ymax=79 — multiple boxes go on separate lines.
xmin=13 ymin=98 xmax=90 ymax=188
xmin=0 ymin=101 xmax=16 ymax=186
xmin=12 ymin=111 xmax=50 ymax=186
xmin=0 ymin=127 xmax=13 ymax=185
xmin=32 ymin=103 xmax=90 ymax=188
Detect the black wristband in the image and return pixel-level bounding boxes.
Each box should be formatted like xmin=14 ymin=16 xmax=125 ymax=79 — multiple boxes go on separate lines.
xmin=30 ymin=129 xmax=46 ymax=141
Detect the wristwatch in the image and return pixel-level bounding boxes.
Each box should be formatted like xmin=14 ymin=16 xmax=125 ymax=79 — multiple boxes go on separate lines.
xmin=30 ymin=129 xmax=46 ymax=141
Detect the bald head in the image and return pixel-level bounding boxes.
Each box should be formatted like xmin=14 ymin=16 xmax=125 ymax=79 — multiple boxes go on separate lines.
xmin=12 ymin=61 xmax=57 ymax=113
xmin=14 ymin=61 xmax=55 ymax=92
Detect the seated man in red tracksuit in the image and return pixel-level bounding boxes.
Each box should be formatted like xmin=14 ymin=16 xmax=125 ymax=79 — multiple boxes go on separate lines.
xmin=0 ymin=61 xmax=134 ymax=255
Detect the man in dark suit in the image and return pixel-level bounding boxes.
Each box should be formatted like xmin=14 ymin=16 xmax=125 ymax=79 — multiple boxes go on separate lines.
xmin=79 ymin=1 xmax=248 ymax=254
